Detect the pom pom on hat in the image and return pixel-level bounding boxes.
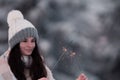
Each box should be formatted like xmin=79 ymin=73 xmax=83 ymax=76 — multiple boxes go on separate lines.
xmin=7 ymin=10 xmax=24 ymax=27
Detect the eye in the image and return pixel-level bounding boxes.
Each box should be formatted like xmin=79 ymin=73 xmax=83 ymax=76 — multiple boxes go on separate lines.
xmin=31 ymin=38 xmax=35 ymax=42
xmin=22 ymin=39 xmax=27 ymax=42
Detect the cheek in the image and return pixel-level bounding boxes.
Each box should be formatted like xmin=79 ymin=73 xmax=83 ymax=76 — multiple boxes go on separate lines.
xmin=32 ymin=43 xmax=35 ymax=48
xmin=20 ymin=43 xmax=25 ymax=49
xmin=20 ymin=44 xmax=25 ymax=52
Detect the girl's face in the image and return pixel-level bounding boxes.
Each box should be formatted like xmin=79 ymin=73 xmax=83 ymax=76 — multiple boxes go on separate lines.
xmin=20 ymin=37 xmax=36 ymax=56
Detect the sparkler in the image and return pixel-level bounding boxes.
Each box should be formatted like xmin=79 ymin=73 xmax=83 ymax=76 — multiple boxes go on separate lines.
xmin=70 ymin=51 xmax=76 ymax=57
xmin=52 ymin=47 xmax=68 ymax=71
xmin=51 ymin=42 xmax=85 ymax=78
xmin=52 ymin=46 xmax=82 ymax=71
xmin=51 ymin=39 xmax=83 ymax=72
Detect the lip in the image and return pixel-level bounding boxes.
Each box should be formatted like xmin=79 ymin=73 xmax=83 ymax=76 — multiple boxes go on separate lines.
xmin=25 ymin=49 xmax=33 ymax=52
xmin=26 ymin=49 xmax=33 ymax=51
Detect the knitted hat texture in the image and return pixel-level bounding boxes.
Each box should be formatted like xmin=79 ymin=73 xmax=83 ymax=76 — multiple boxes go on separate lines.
xmin=7 ymin=10 xmax=39 ymax=49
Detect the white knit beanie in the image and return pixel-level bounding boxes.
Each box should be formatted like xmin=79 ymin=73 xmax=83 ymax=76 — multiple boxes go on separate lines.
xmin=7 ymin=10 xmax=39 ymax=49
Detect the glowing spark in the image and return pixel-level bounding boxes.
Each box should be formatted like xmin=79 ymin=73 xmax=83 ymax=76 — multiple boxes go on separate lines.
xmin=63 ymin=47 xmax=67 ymax=52
xmin=70 ymin=52 xmax=76 ymax=57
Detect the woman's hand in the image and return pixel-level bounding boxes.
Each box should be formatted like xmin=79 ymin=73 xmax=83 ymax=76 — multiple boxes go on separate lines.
xmin=38 ymin=77 xmax=48 ymax=80
xmin=76 ymin=73 xmax=88 ymax=80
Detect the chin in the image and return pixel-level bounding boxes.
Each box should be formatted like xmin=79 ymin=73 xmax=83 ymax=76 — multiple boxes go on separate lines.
xmin=24 ymin=52 xmax=32 ymax=56
xmin=27 ymin=53 xmax=32 ymax=56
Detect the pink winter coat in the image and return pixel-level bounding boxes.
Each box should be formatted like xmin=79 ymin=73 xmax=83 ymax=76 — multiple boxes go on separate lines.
xmin=0 ymin=49 xmax=55 ymax=80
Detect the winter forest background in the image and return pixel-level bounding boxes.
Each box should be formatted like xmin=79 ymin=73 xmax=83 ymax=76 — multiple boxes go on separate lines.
xmin=0 ymin=0 xmax=120 ymax=80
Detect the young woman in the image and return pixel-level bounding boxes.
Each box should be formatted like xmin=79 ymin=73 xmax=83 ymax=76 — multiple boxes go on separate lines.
xmin=0 ymin=10 xmax=87 ymax=80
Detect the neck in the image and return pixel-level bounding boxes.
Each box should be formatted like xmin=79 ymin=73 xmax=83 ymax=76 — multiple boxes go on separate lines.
xmin=21 ymin=55 xmax=32 ymax=68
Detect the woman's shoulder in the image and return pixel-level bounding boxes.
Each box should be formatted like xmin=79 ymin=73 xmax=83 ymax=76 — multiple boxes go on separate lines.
xmin=0 ymin=54 xmax=17 ymax=80
xmin=0 ymin=49 xmax=10 ymax=64
xmin=0 ymin=49 xmax=10 ymax=73
xmin=0 ymin=49 xmax=10 ymax=60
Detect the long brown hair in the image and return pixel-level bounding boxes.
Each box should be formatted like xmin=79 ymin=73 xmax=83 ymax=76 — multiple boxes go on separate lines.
xmin=8 ymin=43 xmax=47 ymax=80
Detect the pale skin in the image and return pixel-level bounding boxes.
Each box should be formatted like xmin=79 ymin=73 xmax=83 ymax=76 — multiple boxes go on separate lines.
xmin=76 ymin=73 xmax=88 ymax=80
xmin=38 ymin=73 xmax=87 ymax=80
xmin=20 ymin=37 xmax=88 ymax=80
xmin=20 ymin=37 xmax=36 ymax=56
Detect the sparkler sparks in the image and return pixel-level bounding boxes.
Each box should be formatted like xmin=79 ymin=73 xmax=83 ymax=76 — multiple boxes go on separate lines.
xmin=52 ymin=46 xmax=81 ymax=71
xmin=62 ymin=47 xmax=67 ymax=52
xmin=70 ymin=52 xmax=76 ymax=57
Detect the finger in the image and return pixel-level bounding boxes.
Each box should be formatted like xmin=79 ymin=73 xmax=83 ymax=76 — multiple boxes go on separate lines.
xmin=77 ymin=74 xmax=88 ymax=80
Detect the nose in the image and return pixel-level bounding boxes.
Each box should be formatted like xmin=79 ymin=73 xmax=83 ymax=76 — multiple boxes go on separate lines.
xmin=27 ymin=42 xmax=33 ymax=48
